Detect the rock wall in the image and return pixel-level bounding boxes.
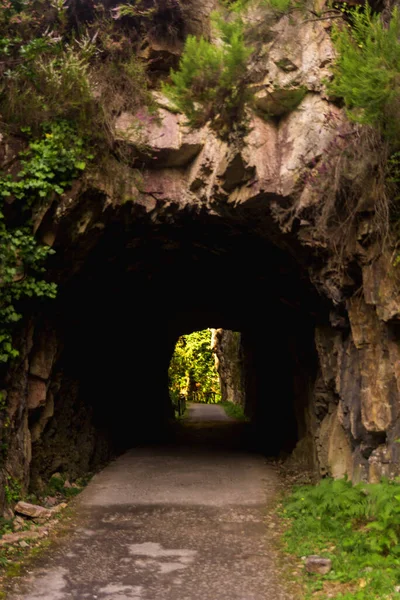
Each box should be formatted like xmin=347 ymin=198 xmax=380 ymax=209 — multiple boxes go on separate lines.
xmin=212 ymin=329 xmax=245 ymax=407
xmin=1 ymin=0 xmax=400 ymax=510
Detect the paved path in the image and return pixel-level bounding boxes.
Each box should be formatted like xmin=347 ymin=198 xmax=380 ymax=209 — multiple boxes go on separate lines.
xmin=6 ymin=404 xmax=293 ymax=600
xmin=186 ymin=402 xmax=234 ymax=422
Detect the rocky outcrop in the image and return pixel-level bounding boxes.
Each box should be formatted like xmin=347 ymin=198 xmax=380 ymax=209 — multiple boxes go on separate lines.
xmin=212 ymin=330 xmax=245 ymax=407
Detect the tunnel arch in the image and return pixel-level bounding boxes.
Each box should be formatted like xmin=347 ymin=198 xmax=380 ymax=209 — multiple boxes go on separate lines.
xmin=4 ymin=138 xmax=398 ymax=499
xmin=19 ymin=199 xmax=326 ymax=490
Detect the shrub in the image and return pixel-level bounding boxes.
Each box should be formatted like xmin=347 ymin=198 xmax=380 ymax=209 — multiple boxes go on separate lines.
xmin=0 ymin=2 xmax=153 ymax=145
xmin=0 ymin=122 xmax=91 ymax=362
xmin=162 ymin=14 xmax=253 ymax=133
xmin=330 ymin=5 xmax=400 ymax=144
xmin=1 ymin=43 xmax=95 ymax=132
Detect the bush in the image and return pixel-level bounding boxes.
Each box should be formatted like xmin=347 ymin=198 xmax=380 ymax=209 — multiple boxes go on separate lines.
xmin=0 ymin=122 xmax=92 ymax=362
xmin=330 ymin=5 xmax=400 ymax=144
xmin=0 ymin=1 xmax=153 ymax=145
xmin=162 ymin=14 xmax=253 ymax=133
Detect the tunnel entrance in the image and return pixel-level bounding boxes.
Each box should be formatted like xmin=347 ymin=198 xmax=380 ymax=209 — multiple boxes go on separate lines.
xmin=10 ymin=200 xmax=325 ymax=492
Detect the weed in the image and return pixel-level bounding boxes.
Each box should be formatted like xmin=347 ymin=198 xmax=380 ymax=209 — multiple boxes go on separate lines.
xmin=4 ymin=477 xmax=21 ymax=504
xmin=6 ymin=562 xmax=21 ymax=578
xmin=218 ymin=401 xmax=248 ymax=420
xmin=0 ymin=517 xmax=13 ymax=537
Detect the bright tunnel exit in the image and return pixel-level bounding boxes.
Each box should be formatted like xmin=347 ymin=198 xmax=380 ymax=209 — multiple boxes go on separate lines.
xmin=168 ymin=328 xmax=246 ymax=420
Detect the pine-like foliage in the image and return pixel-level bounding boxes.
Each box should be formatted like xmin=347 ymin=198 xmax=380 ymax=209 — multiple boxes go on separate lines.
xmin=162 ymin=15 xmax=252 ymax=132
xmin=330 ymin=5 xmax=400 ymax=143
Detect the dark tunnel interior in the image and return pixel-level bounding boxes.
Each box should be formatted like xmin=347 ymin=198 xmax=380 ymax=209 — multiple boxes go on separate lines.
xmin=28 ymin=203 xmax=323 ymax=485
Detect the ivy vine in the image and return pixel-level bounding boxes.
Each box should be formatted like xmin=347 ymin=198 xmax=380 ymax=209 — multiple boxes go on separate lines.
xmin=0 ymin=121 xmax=91 ymax=362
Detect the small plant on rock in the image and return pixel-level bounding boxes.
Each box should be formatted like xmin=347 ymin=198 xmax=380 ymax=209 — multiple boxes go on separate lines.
xmin=162 ymin=14 xmax=253 ymax=134
xmin=4 ymin=477 xmax=21 ymax=504
xmin=330 ymin=5 xmax=400 ymax=144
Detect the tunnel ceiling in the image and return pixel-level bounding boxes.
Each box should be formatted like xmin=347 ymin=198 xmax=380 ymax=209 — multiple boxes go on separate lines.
xmin=49 ymin=200 xmax=326 ymax=338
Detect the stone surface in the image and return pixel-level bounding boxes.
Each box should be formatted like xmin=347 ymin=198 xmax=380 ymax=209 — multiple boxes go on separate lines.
xmin=0 ymin=529 xmax=47 ymax=547
xmin=363 ymin=254 xmax=400 ymax=322
xmin=278 ymin=94 xmax=344 ymax=197
xmin=49 ymin=502 xmax=67 ymax=515
xmin=318 ymin=408 xmax=353 ymax=479
xmin=29 ymin=329 xmax=58 ymax=380
xmin=260 ymin=13 xmax=335 ymax=95
xmin=114 ymin=107 xmax=205 ymax=168
xmin=305 ymin=556 xmax=332 ymax=575
xmin=27 ymin=378 xmax=47 ymax=411
xmin=14 ymin=502 xmax=51 ymax=520
xmin=30 ymin=392 xmax=55 ymax=443
xmin=348 ymin=297 xmax=394 ymax=433
xmin=212 ymin=329 xmax=245 ymax=407
xmin=13 ymin=516 xmax=25 ymax=532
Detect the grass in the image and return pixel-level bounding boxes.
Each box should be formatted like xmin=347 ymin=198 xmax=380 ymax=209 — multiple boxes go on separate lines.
xmin=174 ymin=404 xmax=188 ymax=420
xmin=280 ymin=477 xmax=400 ymax=599
xmin=218 ymin=401 xmax=248 ymax=420
xmin=41 ymin=473 xmax=90 ymax=500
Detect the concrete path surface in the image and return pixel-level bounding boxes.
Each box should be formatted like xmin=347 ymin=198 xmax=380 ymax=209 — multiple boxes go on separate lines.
xmin=186 ymin=402 xmax=234 ymax=422
xmin=5 ymin=404 xmax=294 ymax=600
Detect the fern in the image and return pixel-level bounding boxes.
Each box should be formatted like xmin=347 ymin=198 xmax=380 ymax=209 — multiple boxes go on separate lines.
xmin=283 ymin=478 xmax=400 ymax=599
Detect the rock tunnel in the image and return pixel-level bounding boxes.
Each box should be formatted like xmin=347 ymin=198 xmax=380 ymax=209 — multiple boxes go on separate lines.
xmin=21 ymin=198 xmax=321 ymax=491
xmin=4 ymin=99 xmax=400 ymax=500
xmin=2 ymin=0 xmax=400 ymax=509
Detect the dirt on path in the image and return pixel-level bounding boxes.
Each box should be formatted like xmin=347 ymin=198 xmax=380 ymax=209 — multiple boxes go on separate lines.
xmin=4 ymin=404 xmax=294 ymax=600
